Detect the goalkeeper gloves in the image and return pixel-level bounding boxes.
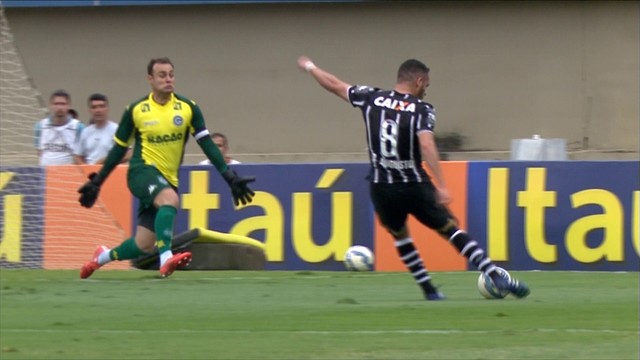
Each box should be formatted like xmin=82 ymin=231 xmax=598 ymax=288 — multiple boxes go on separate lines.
xmin=78 ymin=172 xmax=103 ymax=208
xmin=222 ymin=169 xmax=256 ymax=206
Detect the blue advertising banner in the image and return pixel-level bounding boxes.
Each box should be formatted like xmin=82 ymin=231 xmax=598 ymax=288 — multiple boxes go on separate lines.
xmin=0 ymin=167 xmax=45 ymax=269
xmin=467 ymin=161 xmax=640 ymax=271
xmin=175 ymin=163 xmax=374 ymax=270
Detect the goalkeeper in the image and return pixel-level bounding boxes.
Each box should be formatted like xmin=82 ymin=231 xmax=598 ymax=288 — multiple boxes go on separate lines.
xmin=78 ymin=57 xmax=255 ymax=279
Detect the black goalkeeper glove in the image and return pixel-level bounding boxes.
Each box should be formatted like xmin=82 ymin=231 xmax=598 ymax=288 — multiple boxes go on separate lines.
xmin=78 ymin=172 xmax=103 ymax=208
xmin=222 ymin=169 xmax=256 ymax=206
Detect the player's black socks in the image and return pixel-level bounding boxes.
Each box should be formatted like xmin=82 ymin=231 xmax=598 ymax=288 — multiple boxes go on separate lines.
xmin=420 ymin=281 xmax=438 ymax=294
xmin=447 ymin=229 xmax=497 ymax=275
xmin=394 ymin=237 xmax=437 ymax=293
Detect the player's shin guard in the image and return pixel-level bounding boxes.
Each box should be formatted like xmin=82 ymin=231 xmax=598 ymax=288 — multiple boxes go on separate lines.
xmin=155 ymin=205 xmax=177 ymax=255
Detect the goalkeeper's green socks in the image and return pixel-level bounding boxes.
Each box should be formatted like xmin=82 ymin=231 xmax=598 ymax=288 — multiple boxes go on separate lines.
xmin=155 ymin=205 xmax=177 ymax=266
xmin=107 ymin=237 xmax=146 ymax=263
xmin=98 ymin=205 xmax=177 ymax=266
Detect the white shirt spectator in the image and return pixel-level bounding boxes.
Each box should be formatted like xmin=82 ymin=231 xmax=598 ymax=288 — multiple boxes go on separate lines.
xmin=34 ymin=117 xmax=84 ymax=166
xmin=74 ymin=121 xmax=118 ymax=164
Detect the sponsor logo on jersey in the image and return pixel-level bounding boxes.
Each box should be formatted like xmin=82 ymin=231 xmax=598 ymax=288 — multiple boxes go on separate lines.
xmin=173 ymin=116 xmax=183 ymax=126
xmin=374 ymin=97 xmax=416 ymax=112
xmin=147 ymin=132 xmax=184 ymax=144
xmin=141 ymin=103 xmax=150 ymax=112
xmin=144 ymin=120 xmax=159 ymax=127
xmin=173 ymin=103 xmax=182 ymax=110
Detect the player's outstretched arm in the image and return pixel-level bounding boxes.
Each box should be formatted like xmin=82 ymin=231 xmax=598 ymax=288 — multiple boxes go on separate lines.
xmin=297 ymin=56 xmax=351 ymax=102
xmin=77 ymin=143 xmax=128 ymax=208
xmin=196 ymin=132 xmax=256 ymax=206
xmin=196 ymin=132 xmax=228 ymax=174
xmin=78 ymin=107 xmax=134 ymax=208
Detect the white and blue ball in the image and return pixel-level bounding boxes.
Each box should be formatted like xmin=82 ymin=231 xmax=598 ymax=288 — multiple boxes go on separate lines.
xmin=344 ymin=245 xmax=374 ymax=271
xmin=477 ymin=267 xmax=511 ymax=299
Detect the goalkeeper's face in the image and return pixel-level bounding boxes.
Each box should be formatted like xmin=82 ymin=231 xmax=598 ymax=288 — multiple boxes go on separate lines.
xmin=148 ymin=63 xmax=175 ymax=95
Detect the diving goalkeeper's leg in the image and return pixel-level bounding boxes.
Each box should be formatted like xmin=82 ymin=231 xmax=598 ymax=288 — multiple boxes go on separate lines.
xmin=80 ymin=235 xmax=150 ymax=279
xmin=154 ymin=204 xmax=192 ymax=278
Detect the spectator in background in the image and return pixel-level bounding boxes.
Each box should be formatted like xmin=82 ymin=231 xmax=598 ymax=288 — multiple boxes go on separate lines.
xmin=68 ymin=108 xmax=80 ymax=121
xmin=199 ymin=132 xmax=241 ymax=165
xmin=74 ymin=93 xmax=130 ymax=165
xmin=34 ymin=89 xmax=84 ymax=166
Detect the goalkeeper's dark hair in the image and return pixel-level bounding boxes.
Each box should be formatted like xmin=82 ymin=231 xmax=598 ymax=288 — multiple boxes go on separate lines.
xmin=397 ymin=59 xmax=430 ymax=82
xmin=147 ymin=57 xmax=174 ymax=75
xmin=87 ymin=93 xmax=108 ymax=104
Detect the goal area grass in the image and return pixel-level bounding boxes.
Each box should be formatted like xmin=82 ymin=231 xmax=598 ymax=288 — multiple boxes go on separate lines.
xmin=0 ymin=270 xmax=638 ymax=360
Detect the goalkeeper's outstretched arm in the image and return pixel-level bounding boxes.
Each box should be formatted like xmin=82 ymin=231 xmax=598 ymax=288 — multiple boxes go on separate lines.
xmin=78 ymin=142 xmax=127 ymax=209
xmin=191 ymin=101 xmax=255 ymax=206
xmin=196 ymin=133 xmax=255 ymax=205
xmin=92 ymin=104 xmax=136 ymax=183
xmin=96 ymin=143 xmax=129 ymax=181
xmin=196 ymin=133 xmax=228 ymax=174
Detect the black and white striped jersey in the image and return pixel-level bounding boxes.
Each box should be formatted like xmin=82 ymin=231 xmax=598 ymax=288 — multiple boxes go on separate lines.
xmin=348 ymin=85 xmax=437 ymax=184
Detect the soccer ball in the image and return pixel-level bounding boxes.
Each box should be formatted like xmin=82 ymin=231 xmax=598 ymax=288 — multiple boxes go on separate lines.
xmin=344 ymin=245 xmax=374 ymax=271
xmin=477 ymin=267 xmax=511 ymax=299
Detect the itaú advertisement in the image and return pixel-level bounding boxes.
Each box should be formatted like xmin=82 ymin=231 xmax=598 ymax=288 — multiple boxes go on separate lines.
xmin=0 ymin=167 xmax=45 ymax=268
xmin=467 ymin=161 xmax=639 ymax=271
xmin=175 ymin=164 xmax=374 ymax=271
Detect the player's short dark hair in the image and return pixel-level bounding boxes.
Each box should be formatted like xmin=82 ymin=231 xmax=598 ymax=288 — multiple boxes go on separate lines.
xmin=211 ymin=132 xmax=229 ymax=147
xmin=50 ymin=89 xmax=71 ymax=102
xmin=68 ymin=108 xmax=78 ymax=118
xmin=147 ymin=57 xmax=174 ymax=75
xmin=88 ymin=93 xmax=108 ymax=104
xmin=397 ymin=59 xmax=430 ymax=82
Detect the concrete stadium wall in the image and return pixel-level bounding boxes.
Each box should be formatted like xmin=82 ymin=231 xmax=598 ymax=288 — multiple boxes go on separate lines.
xmin=3 ymin=1 xmax=638 ymax=164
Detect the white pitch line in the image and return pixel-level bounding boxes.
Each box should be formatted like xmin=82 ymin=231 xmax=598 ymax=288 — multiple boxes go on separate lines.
xmin=1 ymin=329 xmax=637 ymax=335
xmin=1 ymin=270 xmax=636 ymax=284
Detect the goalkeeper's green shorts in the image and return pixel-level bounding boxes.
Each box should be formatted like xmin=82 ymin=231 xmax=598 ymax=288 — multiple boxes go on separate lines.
xmin=127 ymin=164 xmax=177 ymax=231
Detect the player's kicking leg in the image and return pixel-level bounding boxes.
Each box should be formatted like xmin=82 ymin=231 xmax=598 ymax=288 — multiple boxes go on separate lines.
xmin=492 ymin=270 xmax=530 ymax=298
xmin=442 ymin=222 xmax=530 ymax=298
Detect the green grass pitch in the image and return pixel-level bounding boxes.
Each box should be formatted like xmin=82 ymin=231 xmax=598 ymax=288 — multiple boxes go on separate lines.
xmin=1 ymin=270 xmax=638 ymax=360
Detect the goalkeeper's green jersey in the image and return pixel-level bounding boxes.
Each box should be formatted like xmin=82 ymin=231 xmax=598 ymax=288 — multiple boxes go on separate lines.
xmin=114 ymin=92 xmax=209 ymax=186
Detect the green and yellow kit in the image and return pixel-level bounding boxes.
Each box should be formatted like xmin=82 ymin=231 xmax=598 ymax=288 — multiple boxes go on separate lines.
xmin=98 ymin=92 xmax=227 ymax=200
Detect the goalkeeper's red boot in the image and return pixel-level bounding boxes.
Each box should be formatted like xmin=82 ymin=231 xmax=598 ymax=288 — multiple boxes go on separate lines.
xmin=80 ymin=245 xmax=109 ymax=279
xmin=159 ymin=252 xmax=192 ymax=278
